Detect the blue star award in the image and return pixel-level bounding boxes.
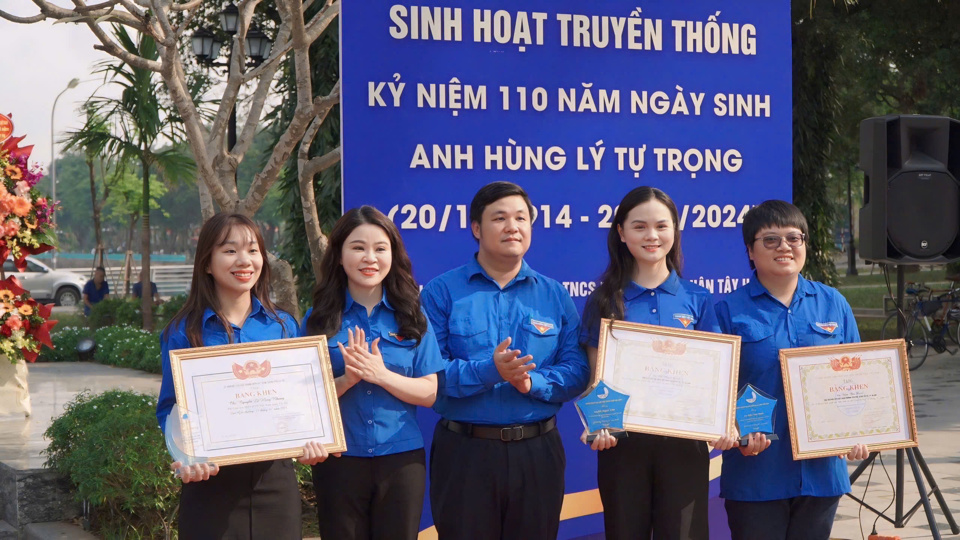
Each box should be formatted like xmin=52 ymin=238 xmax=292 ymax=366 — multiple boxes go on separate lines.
xmin=735 ymin=384 xmax=779 ymax=445
xmin=575 ymin=381 xmax=630 ymax=443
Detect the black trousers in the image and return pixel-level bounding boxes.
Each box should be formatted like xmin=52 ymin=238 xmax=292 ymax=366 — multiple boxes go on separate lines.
xmin=312 ymin=449 xmax=426 ymax=540
xmin=724 ymin=496 xmax=841 ymax=540
xmin=429 ymin=421 xmax=566 ymax=540
xmin=178 ymin=459 xmax=300 ymax=540
xmin=597 ymin=433 xmax=710 ymax=540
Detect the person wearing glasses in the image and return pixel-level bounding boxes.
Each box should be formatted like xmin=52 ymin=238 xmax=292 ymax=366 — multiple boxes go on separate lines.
xmin=715 ymin=200 xmax=868 ymax=540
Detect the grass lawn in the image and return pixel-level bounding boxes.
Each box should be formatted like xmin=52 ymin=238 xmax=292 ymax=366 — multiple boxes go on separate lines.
xmin=836 ymin=264 xmax=955 ymax=342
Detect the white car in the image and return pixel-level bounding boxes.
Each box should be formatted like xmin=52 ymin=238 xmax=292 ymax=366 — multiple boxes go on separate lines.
xmin=1 ymin=257 xmax=88 ymax=306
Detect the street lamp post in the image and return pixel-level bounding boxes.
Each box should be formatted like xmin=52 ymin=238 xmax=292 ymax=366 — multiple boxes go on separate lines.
xmin=191 ymin=5 xmax=271 ymax=186
xmin=50 ymin=77 xmax=80 ymax=268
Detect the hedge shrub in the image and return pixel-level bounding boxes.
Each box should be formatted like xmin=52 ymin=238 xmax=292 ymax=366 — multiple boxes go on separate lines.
xmin=36 ymin=326 xmax=93 ymax=363
xmin=88 ymin=298 xmax=144 ymax=329
xmin=92 ymin=326 xmax=162 ymax=373
xmin=43 ymin=390 xmax=178 ymax=539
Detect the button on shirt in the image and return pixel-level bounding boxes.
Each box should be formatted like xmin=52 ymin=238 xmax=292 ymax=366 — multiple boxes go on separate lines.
xmin=421 ymin=257 xmax=590 ymax=425
xmin=580 ymin=271 xmax=720 ymax=348
xmin=715 ymin=274 xmax=860 ymax=501
xmin=303 ymin=292 xmax=444 ymax=458
xmin=156 ymin=297 xmax=298 ymax=430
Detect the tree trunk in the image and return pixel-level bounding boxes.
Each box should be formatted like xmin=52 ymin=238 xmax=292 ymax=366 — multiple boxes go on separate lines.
xmin=87 ymin=157 xmax=105 ymax=267
xmin=198 ymin=179 xmax=216 ymax=221
xmin=268 ymin=253 xmax=299 ymax=321
xmin=140 ymin=154 xmax=154 ymax=331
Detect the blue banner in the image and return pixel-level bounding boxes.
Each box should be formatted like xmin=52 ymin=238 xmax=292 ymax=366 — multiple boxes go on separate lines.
xmin=341 ymin=2 xmax=791 ymax=537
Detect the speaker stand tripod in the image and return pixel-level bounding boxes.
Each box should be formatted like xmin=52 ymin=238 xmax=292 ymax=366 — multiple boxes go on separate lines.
xmin=846 ymin=447 xmax=959 ymax=538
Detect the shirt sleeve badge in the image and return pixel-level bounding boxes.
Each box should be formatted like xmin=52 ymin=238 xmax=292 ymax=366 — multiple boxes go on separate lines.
xmin=672 ymin=313 xmax=696 ymax=328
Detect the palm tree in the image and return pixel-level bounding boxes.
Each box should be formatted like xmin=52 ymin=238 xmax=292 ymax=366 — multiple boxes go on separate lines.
xmin=68 ymin=25 xmax=194 ymax=330
xmin=63 ymin=104 xmax=117 ymax=269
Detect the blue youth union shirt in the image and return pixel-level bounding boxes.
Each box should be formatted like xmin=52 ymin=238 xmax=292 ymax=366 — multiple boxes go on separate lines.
xmin=421 ymin=256 xmax=590 ymax=425
xmin=579 ymin=271 xmax=720 ymax=348
xmin=715 ymin=274 xmax=860 ymax=501
xmin=156 ymin=296 xmax=298 ymax=430
xmin=302 ymin=291 xmax=444 ymax=458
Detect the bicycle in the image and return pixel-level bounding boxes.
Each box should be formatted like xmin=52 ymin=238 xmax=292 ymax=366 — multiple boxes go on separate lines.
xmin=880 ymin=281 xmax=960 ymax=371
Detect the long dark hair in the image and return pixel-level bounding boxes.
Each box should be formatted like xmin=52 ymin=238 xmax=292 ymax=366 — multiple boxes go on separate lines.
xmin=164 ymin=213 xmax=288 ymax=347
xmin=305 ymin=206 xmax=427 ymax=343
xmin=591 ymin=187 xmax=683 ymax=323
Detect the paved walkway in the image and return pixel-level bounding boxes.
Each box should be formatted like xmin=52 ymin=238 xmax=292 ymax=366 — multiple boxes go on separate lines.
xmin=831 ymin=352 xmax=960 ymax=540
xmin=0 ymin=363 xmax=160 ymax=470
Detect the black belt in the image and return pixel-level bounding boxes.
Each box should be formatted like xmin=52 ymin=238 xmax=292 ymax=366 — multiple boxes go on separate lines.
xmin=441 ymin=417 xmax=556 ymax=442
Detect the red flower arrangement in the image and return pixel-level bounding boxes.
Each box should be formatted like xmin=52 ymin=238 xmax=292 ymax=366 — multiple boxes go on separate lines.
xmin=0 ymin=275 xmax=56 ymax=362
xmin=0 ymin=127 xmax=58 ymax=363
xmin=0 ymin=134 xmax=56 ymax=271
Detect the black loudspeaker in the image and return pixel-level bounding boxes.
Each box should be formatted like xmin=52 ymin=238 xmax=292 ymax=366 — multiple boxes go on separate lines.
xmin=859 ymin=114 xmax=960 ymax=264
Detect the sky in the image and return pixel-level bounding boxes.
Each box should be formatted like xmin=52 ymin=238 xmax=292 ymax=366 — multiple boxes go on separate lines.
xmin=1 ymin=10 xmax=122 ymax=172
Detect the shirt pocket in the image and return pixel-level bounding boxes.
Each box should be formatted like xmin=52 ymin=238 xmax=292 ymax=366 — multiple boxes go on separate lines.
xmin=379 ymin=331 xmax=416 ymax=377
xmin=798 ymin=321 xmax=843 ymax=347
xmin=326 ymin=329 xmax=350 ymax=377
xmin=448 ymin=316 xmax=489 ymax=360
xmin=517 ymin=314 xmax=561 ymax=364
xmin=732 ymin=320 xmax=774 ymax=343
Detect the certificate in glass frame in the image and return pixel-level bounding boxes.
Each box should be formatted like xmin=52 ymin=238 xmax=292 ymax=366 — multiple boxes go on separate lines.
xmin=594 ymin=319 xmax=741 ymax=442
xmin=169 ymin=335 xmax=347 ymax=466
xmin=779 ymin=339 xmax=918 ymax=460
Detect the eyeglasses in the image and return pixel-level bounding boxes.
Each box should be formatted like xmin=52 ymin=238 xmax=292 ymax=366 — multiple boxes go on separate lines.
xmin=754 ymin=233 xmax=806 ymax=250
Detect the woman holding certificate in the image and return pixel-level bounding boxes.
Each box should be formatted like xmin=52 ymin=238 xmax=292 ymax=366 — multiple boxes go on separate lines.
xmin=580 ymin=187 xmax=737 ymax=540
xmin=715 ymin=200 xmax=869 ymax=540
xmin=156 ymin=213 xmax=331 ymax=539
xmin=303 ymin=206 xmax=444 ymax=540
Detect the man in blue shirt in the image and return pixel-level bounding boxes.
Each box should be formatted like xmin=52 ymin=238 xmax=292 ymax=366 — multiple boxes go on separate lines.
xmin=421 ymin=182 xmax=589 ymax=540
xmin=132 ymin=270 xmax=164 ymax=306
xmin=82 ymin=266 xmax=109 ymax=316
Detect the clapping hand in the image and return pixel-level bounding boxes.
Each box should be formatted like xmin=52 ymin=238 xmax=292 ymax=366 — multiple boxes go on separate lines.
xmin=493 ymin=337 xmax=535 ymax=394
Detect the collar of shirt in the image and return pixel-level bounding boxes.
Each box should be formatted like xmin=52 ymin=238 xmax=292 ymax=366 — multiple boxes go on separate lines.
xmin=344 ymin=289 xmax=395 ymax=314
xmin=623 ymin=270 xmax=681 ymax=301
xmin=465 ymin=254 xmax=539 ymax=288
xmin=201 ymin=295 xmax=268 ymax=327
xmin=745 ymin=272 xmax=818 ymax=305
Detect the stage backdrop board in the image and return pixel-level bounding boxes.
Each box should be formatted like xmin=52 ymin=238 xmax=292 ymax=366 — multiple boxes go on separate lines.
xmin=340 ymin=2 xmax=791 ymax=537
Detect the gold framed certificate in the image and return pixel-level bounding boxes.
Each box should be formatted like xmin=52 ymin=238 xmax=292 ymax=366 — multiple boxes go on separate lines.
xmin=169 ymin=335 xmax=346 ymax=466
xmin=779 ymin=339 xmax=918 ymax=460
xmin=594 ymin=319 xmax=741 ymax=442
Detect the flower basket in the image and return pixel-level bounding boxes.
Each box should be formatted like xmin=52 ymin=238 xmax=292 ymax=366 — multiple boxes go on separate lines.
xmin=0 ymin=130 xmax=58 ymax=363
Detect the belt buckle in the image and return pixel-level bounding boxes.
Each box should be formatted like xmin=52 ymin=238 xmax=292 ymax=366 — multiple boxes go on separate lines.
xmin=500 ymin=425 xmax=524 ymax=442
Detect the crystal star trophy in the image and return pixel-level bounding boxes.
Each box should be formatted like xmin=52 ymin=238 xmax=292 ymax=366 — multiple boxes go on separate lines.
xmin=576 ymin=380 xmax=630 ymax=443
xmin=164 ymin=404 xmax=210 ymax=469
xmin=735 ymin=383 xmax=779 ymax=445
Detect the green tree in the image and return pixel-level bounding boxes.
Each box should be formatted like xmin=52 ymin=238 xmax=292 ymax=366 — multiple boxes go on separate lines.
xmin=67 ymin=25 xmax=194 ymax=330
xmin=63 ymin=105 xmax=122 ymax=266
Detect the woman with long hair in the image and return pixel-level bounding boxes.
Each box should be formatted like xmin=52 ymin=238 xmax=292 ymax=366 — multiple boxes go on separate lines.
xmin=304 ymin=205 xmax=443 ymax=540
xmin=580 ymin=187 xmax=736 ymax=539
xmin=156 ymin=213 xmax=330 ymax=539
xmin=716 ymin=200 xmax=867 ymax=539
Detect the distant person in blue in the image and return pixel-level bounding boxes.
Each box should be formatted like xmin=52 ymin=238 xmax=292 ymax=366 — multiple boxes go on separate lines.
xmin=303 ymin=206 xmax=444 ymax=540
xmin=579 ymin=187 xmax=737 ymax=539
xmin=82 ymin=266 xmax=109 ymax=316
xmin=715 ymin=200 xmax=869 ymax=540
xmin=421 ymin=181 xmax=590 ymax=540
xmin=132 ymin=269 xmax=164 ymax=305
xmin=156 ymin=213 xmax=331 ymax=540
